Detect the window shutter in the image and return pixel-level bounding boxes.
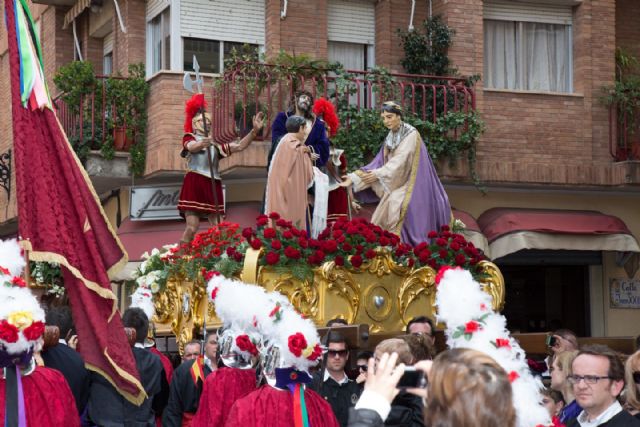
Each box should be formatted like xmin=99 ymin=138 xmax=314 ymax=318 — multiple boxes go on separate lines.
xmin=484 ymin=0 xmax=573 ymax=25
xmin=180 ymin=0 xmax=265 ymax=45
xmin=147 ymin=0 xmax=169 ymax=21
xmin=103 ymin=32 xmax=114 ymax=55
xmin=328 ymin=0 xmax=375 ymax=45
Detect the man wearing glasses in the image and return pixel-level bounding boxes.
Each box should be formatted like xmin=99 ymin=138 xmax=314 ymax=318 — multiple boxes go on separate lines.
xmin=567 ymin=345 xmax=640 ymax=426
xmin=311 ymin=332 xmax=362 ymax=427
xmin=406 ymin=316 xmax=436 ymax=346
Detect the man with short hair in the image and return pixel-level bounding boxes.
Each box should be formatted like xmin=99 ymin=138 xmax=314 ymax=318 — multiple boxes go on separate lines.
xmin=164 ymin=334 xmax=218 ymax=427
xmin=406 ymin=316 xmax=436 ymax=345
xmin=567 ymin=344 xmax=640 ymax=427
xmin=326 ymin=318 xmax=349 ymax=327
xmin=552 ymin=328 xmax=580 ymax=355
xmin=311 ymin=332 xmax=361 ymax=427
xmin=87 ymin=308 xmax=169 ymax=426
xmin=182 ymin=340 xmax=202 ymax=362
xmin=41 ymin=306 xmax=90 ymax=417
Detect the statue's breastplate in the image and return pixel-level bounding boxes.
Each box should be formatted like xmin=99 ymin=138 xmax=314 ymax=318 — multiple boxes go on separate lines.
xmin=187 ymin=136 xmax=220 ymax=179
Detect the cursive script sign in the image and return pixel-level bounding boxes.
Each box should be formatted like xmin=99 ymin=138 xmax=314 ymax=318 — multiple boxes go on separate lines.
xmin=610 ymin=278 xmax=640 ymax=309
xmin=129 ymin=185 xmax=183 ymax=220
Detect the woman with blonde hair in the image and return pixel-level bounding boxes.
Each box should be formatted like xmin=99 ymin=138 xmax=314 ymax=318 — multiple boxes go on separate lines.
xmin=550 ymin=350 xmax=581 ymax=424
xmin=423 ymin=348 xmax=516 ymax=427
xmin=625 ymin=350 xmax=640 ymax=419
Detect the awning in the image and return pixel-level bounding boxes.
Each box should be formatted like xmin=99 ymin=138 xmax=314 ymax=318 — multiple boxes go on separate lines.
xmin=477 ymin=208 xmax=640 ymax=260
xmin=452 ymin=209 xmax=491 ymax=257
xmin=63 ymin=0 xmax=90 ymax=29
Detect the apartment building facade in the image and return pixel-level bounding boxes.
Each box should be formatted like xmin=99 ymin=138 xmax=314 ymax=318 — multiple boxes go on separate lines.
xmin=1 ymin=0 xmax=639 ymax=336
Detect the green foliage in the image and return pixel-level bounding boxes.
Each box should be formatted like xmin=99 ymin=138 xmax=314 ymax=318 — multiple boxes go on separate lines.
xmin=332 ymin=107 xmax=388 ymax=168
xmin=398 ymin=15 xmax=456 ymax=76
xmin=53 ymin=61 xmax=98 ymax=113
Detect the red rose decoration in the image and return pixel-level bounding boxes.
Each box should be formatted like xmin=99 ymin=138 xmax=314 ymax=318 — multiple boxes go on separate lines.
xmin=11 ymin=276 xmax=26 ymax=288
xmin=438 ymin=249 xmax=448 ymax=259
xmin=440 ymin=225 xmax=450 ymax=232
xmin=449 ymin=241 xmax=461 ymax=251
xmin=464 ymin=320 xmax=481 ymax=334
xmin=308 ymin=343 xmax=323 ymax=361
xmin=365 ymin=249 xmax=376 ymax=259
xmin=334 ymin=256 xmax=344 ymax=266
xmin=250 ymin=239 xmax=262 ymax=250
xmin=0 ymin=320 xmax=19 ymax=343
xmin=268 ymin=212 xmax=281 ymax=220
xmin=211 ymin=287 xmax=219 ymax=300
xmin=284 ymin=246 xmax=301 ymax=259
xmin=276 ymin=218 xmax=289 ymax=227
xmin=350 ymin=255 xmax=363 ymax=268
xmin=314 ymin=250 xmax=326 ymax=263
xmin=379 ymin=236 xmax=390 ymax=247
xmin=242 ymin=227 xmax=254 ymax=239
xmin=23 ymin=321 xmax=45 ymax=341
xmin=226 ymin=246 xmax=236 ymax=256
xmin=322 ymin=240 xmax=338 ymax=253
xmin=341 ymin=243 xmax=353 ymax=252
xmin=233 ymin=252 xmax=243 ymax=262
xmin=454 ymin=254 xmax=467 ymax=266
xmin=288 ymin=332 xmax=308 ymax=357
xmin=298 ymin=238 xmax=309 ymax=248
xmin=427 ymin=231 xmax=438 ymax=239
xmin=263 ymin=228 xmax=277 ymax=239
xmin=508 ymin=371 xmax=519 ymax=383
xmin=282 ymin=231 xmax=294 ymax=239
xmin=236 ymin=334 xmax=259 ymax=356
xmin=418 ymin=250 xmax=430 ymax=264
xmin=256 ymin=216 xmax=269 ymax=227
xmin=495 ymin=338 xmax=511 ymax=349
xmin=271 ymin=239 xmax=282 ymax=250
xmin=265 ymin=251 xmax=280 ymax=265
xmin=435 ymin=238 xmax=447 ymax=247
xmin=0 ymin=266 xmax=10 ymax=275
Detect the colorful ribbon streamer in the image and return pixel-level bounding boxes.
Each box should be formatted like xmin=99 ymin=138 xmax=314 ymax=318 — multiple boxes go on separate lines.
xmin=292 ymin=383 xmax=310 ymax=427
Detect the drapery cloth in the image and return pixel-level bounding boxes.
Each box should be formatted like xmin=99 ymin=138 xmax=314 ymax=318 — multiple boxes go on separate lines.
xmin=265 ymin=133 xmax=314 ymax=229
xmin=348 ymin=123 xmax=451 ymax=245
xmin=224 ymin=385 xmax=340 ymax=427
xmin=484 ymin=19 xmax=571 ymax=92
xmin=0 ymin=367 xmax=80 ymax=427
xmin=4 ymin=0 xmax=144 ymax=405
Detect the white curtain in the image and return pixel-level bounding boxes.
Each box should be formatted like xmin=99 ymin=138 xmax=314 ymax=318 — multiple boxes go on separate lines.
xmin=328 ymin=41 xmax=368 ymax=107
xmin=484 ymin=20 xmax=571 ymax=92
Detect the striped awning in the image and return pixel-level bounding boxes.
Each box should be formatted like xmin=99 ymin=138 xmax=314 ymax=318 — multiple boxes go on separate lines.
xmin=63 ymin=0 xmax=90 ymax=29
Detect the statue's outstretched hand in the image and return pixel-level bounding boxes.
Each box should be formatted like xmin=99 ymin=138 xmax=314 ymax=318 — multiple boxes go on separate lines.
xmin=339 ymin=176 xmax=352 ymax=188
xmin=252 ymin=112 xmax=265 ymax=131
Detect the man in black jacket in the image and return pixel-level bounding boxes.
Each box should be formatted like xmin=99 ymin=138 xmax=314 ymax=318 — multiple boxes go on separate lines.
xmin=87 ymin=308 xmax=169 ymax=426
xmin=567 ymin=345 xmax=640 ymax=427
xmin=41 ymin=306 xmax=90 ymax=417
xmin=311 ymin=331 xmax=362 ymax=427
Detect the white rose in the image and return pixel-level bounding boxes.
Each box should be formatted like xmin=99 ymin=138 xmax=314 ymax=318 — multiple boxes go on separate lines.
xmin=150 ymin=282 xmax=160 ymax=293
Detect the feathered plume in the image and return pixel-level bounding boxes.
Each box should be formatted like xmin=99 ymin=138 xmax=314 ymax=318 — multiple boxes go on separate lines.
xmin=184 ymin=93 xmax=207 ymax=134
xmin=435 ymin=267 xmax=551 ymax=427
xmin=312 ymin=98 xmax=339 ymax=137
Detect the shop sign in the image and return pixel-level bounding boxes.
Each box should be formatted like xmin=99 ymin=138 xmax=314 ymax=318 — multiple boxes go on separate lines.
xmin=609 ymin=278 xmax=640 ymax=309
xmin=129 ymin=185 xmax=182 ymax=220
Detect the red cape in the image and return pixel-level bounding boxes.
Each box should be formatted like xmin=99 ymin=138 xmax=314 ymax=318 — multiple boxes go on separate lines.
xmin=0 ymin=366 xmax=80 ymax=427
xmin=192 ymin=368 xmax=257 ymax=427
xmin=225 ymin=384 xmax=340 ymax=427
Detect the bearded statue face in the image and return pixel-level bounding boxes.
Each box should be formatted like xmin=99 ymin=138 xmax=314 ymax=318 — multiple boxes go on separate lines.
xmin=296 ymin=94 xmax=312 ymax=114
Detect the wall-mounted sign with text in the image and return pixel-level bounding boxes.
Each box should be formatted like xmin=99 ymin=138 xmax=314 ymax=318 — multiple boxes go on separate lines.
xmin=129 ymin=185 xmax=183 ymax=220
xmin=609 ymin=278 xmax=640 ymax=309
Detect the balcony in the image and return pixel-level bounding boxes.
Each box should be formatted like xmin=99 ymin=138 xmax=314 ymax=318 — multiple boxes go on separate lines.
xmin=54 ymin=75 xmax=141 ymax=193
xmin=210 ymin=62 xmax=476 ymax=145
xmin=609 ymin=101 xmax=640 ymax=162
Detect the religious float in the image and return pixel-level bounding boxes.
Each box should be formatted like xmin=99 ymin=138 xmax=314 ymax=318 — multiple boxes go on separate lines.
xmin=132 ymin=214 xmax=505 ymax=353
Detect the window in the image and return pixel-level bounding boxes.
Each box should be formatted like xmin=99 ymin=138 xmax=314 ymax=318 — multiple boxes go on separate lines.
xmin=103 ymin=52 xmax=113 ymax=75
xmin=183 ymin=39 xmax=258 ymax=74
xmin=484 ymin=20 xmax=572 ymax=92
xmin=149 ymin=8 xmax=170 ymax=74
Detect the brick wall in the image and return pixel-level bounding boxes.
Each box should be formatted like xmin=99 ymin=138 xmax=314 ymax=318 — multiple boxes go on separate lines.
xmin=616 ymin=0 xmax=640 ymax=61
xmin=115 ymin=0 xmax=145 ymax=75
xmin=264 ymin=0 xmax=328 ymax=60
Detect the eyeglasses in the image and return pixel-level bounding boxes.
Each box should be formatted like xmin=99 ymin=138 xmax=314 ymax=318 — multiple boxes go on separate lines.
xmin=567 ymin=375 xmax=611 ymax=385
xmin=357 ymin=364 xmax=368 ymax=372
xmin=327 ymin=349 xmax=348 ymax=358
xmin=633 ymin=372 xmax=640 ymax=384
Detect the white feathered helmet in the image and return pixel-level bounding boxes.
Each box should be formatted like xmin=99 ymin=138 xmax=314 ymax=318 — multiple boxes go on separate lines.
xmin=0 ymin=239 xmax=46 ymax=368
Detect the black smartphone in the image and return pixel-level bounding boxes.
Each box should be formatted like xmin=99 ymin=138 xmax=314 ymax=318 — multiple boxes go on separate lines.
xmin=397 ymin=367 xmax=427 ymax=389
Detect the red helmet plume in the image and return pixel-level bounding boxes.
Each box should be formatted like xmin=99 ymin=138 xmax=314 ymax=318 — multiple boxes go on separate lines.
xmin=312 ymin=98 xmax=339 ymax=137
xmin=184 ymin=93 xmax=207 ymax=134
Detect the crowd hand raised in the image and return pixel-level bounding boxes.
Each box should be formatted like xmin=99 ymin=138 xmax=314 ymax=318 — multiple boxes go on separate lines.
xmin=364 ymin=352 xmax=405 ymax=404
xmin=67 ymin=335 xmax=79 ymax=350
xmin=252 ymin=111 xmax=265 ymax=131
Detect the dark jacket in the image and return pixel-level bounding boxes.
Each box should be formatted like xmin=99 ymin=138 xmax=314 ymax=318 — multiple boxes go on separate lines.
xmin=162 ymin=359 xmax=213 ymax=427
xmin=310 ymin=372 xmax=363 ymax=427
xmin=348 ymin=408 xmax=384 ymax=427
xmin=385 ymin=391 xmax=425 ymax=427
xmin=41 ymin=342 xmax=90 ymax=415
xmin=567 ymin=410 xmax=640 ymax=427
xmin=87 ymin=347 xmax=167 ymax=427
